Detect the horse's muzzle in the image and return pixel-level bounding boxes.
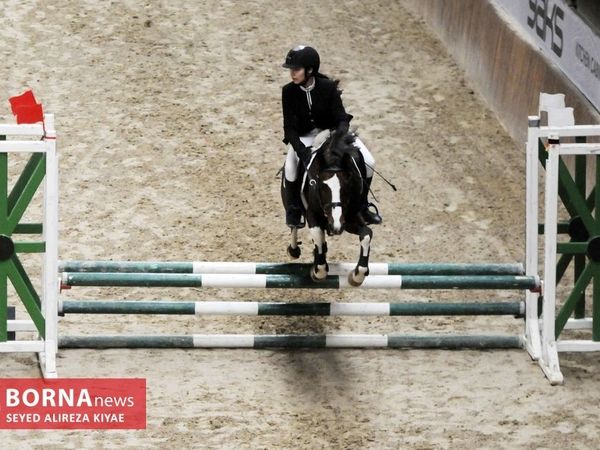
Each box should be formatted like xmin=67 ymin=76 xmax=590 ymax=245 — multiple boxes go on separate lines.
xmin=327 ymin=224 xmax=345 ymax=236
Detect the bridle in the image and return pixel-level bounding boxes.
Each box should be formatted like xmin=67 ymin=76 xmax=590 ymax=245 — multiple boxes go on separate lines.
xmin=315 ymin=167 xmax=345 ymax=215
xmin=306 ymin=141 xmax=363 ymax=215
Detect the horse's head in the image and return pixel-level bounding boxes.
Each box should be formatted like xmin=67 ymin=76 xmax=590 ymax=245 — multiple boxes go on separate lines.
xmin=317 ymin=170 xmax=351 ymax=235
xmin=313 ymin=131 xmax=363 ymax=235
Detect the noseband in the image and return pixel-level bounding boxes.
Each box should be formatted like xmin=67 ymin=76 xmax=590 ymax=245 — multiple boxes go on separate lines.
xmin=322 ymin=201 xmax=342 ymax=211
xmin=312 ymin=166 xmax=345 ymax=213
xmin=308 ymin=177 xmax=343 ymax=212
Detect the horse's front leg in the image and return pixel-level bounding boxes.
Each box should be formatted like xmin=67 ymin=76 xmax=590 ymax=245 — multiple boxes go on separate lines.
xmin=346 ymin=223 xmax=372 ymax=287
xmin=309 ymin=226 xmax=328 ymax=281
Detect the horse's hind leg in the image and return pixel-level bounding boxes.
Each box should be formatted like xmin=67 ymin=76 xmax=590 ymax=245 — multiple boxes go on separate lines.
xmin=287 ymin=227 xmax=301 ymax=259
xmin=309 ymin=227 xmax=328 ymax=281
xmin=348 ymin=225 xmax=372 ymax=287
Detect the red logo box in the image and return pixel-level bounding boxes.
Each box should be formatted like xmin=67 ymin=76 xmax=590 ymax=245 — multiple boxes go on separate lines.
xmin=0 ymin=378 xmax=146 ymax=429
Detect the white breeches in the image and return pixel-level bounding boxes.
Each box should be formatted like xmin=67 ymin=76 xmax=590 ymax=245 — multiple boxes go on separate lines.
xmin=284 ymin=128 xmax=375 ymax=181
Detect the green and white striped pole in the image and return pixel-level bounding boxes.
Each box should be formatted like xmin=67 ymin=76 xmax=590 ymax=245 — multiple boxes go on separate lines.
xmin=59 ymin=334 xmax=523 ymax=349
xmin=60 ymin=272 xmax=540 ymax=290
xmin=60 ymin=300 xmax=524 ymax=316
xmin=59 ymin=260 xmax=525 ymax=276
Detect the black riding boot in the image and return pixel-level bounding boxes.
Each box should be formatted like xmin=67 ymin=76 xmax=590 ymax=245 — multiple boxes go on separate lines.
xmin=284 ymin=179 xmax=305 ymax=228
xmin=361 ymin=177 xmax=382 ymax=225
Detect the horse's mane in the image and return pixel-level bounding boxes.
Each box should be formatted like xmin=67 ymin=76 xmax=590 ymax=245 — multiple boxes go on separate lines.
xmin=322 ymin=131 xmax=359 ymax=171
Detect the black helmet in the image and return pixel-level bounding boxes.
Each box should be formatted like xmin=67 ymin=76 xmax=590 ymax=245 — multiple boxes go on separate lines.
xmin=282 ymin=45 xmax=320 ymax=75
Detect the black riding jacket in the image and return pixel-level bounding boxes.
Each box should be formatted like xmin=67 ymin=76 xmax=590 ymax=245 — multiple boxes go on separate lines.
xmin=282 ymin=76 xmax=353 ymax=153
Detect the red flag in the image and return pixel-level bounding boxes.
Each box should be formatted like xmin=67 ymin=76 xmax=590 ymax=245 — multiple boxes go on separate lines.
xmin=12 ymin=104 xmax=44 ymax=124
xmin=9 ymin=90 xmax=44 ymax=124
xmin=9 ymin=90 xmax=37 ymax=114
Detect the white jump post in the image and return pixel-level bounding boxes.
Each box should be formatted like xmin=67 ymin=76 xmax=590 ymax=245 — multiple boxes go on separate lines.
xmin=0 ymin=114 xmax=58 ymax=378
xmin=526 ymin=93 xmax=600 ymax=384
xmin=523 ymin=94 xmax=570 ymax=369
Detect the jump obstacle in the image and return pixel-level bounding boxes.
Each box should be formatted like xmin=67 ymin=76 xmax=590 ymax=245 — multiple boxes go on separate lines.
xmin=57 ymin=260 xmax=536 ymax=289
xmin=58 ymin=299 xmax=524 ymax=348
xmin=56 ymin=261 xmax=531 ymax=349
xmin=59 ymin=272 xmax=538 ymax=290
xmin=56 ymin=259 xmax=533 ymax=351
xmin=525 ymin=94 xmax=600 ymax=383
xmin=3 ymin=92 xmax=600 ymax=384
xmin=0 ymin=113 xmax=58 ymax=379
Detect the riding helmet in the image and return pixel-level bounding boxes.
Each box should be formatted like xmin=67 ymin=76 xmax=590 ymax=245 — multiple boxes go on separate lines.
xmin=282 ymin=45 xmax=320 ymax=76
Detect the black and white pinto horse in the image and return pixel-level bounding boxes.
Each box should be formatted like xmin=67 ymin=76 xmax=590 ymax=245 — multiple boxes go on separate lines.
xmin=281 ymin=129 xmax=372 ymax=286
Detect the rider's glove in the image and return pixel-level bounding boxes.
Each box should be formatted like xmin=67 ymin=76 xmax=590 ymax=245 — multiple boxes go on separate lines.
xmin=295 ymin=144 xmax=312 ymax=166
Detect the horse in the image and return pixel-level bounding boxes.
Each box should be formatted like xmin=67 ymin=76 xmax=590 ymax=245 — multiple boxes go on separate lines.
xmin=281 ymin=129 xmax=373 ymax=286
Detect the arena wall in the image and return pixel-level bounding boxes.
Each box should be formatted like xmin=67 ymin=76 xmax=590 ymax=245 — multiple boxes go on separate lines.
xmin=401 ymin=0 xmax=600 ymax=145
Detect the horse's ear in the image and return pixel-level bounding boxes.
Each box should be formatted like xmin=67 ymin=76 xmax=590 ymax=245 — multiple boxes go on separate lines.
xmin=344 ymin=133 xmax=356 ymax=146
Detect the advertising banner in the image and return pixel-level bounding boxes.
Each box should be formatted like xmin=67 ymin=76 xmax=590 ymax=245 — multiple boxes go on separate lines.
xmin=496 ymin=0 xmax=600 ymax=111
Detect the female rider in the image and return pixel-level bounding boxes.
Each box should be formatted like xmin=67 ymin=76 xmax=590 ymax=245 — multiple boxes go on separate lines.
xmin=281 ymin=45 xmax=382 ymax=227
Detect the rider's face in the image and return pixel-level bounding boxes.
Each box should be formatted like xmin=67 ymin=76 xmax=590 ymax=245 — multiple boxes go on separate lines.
xmin=290 ymin=68 xmax=306 ymax=84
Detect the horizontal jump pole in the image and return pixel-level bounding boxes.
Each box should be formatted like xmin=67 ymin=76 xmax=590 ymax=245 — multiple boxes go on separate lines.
xmin=61 ymin=273 xmax=540 ymax=290
xmin=59 ymin=260 xmax=525 ymax=276
xmin=58 ymin=334 xmax=523 ymax=349
xmin=59 ymin=300 xmax=525 ymax=316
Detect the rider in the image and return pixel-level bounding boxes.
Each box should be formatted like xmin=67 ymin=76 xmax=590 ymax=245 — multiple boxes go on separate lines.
xmin=281 ymin=45 xmax=382 ymax=227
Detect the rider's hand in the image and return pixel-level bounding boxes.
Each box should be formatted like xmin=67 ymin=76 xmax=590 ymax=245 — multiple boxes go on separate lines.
xmin=296 ymin=144 xmax=312 ymax=166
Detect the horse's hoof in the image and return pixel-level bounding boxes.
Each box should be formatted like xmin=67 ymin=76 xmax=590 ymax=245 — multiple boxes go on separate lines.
xmin=347 ymin=271 xmax=364 ymax=287
xmin=311 ymin=265 xmax=328 ymax=281
xmin=348 ymin=267 xmax=369 ymax=287
xmin=287 ymin=245 xmax=301 ymax=259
